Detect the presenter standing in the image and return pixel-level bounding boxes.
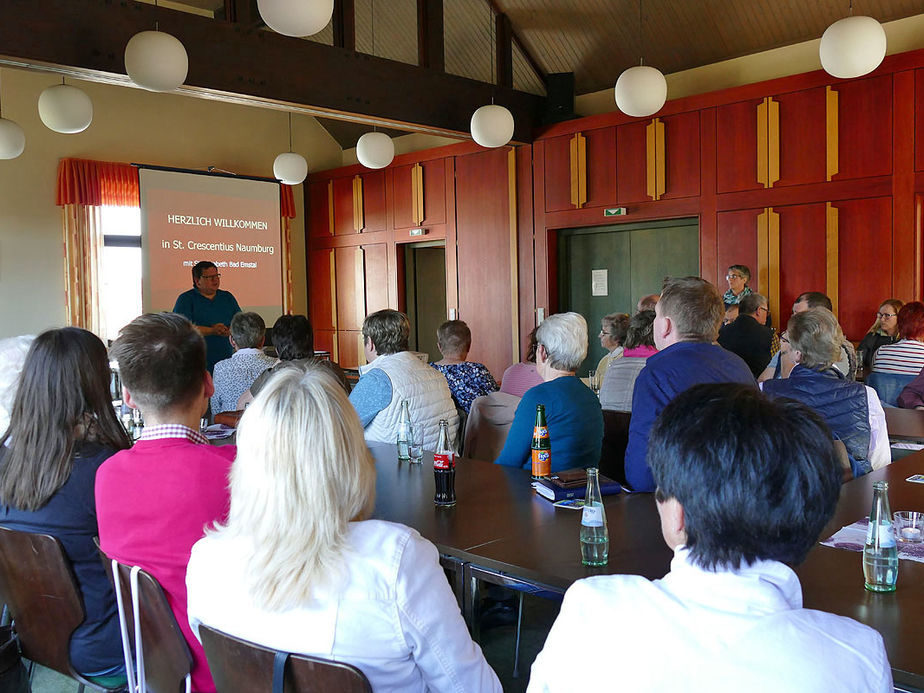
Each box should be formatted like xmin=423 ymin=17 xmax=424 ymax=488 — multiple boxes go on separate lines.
xmin=173 ymin=261 xmax=241 ymax=372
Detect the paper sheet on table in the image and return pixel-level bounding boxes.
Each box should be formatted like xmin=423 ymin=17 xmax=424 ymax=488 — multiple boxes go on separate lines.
xmin=821 ymin=518 xmax=924 ymax=563
xmin=204 ymin=424 xmax=235 ymax=440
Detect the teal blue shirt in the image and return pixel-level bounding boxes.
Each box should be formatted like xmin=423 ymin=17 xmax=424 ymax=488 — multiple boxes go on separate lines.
xmin=172 ymin=287 xmax=241 ymax=372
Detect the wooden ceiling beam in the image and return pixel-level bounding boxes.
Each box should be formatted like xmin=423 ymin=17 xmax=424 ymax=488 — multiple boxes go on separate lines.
xmin=495 ymin=13 xmax=513 ymax=89
xmin=417 ymin=0 xmax=445 ymax=72
xmin=332 ymin=0 xmax=356 ymax=52
xmin=0 ymin=0 xmax=542 ymax=141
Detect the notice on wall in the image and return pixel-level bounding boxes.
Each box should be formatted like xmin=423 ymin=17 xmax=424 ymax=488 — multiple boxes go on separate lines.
xmin=592 ymin=269 xmax=608 ymax=296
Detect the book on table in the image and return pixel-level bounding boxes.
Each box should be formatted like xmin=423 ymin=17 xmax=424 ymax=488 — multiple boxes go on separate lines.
xmin=532 ymin=468 xmax=622 ymax=501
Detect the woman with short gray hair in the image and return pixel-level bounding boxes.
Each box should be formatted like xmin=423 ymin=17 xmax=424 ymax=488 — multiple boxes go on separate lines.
xmin=495 ymin=312 xmax=603 ymax=472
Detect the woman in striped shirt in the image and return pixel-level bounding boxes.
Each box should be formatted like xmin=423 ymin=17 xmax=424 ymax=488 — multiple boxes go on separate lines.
xmin=871 ymin=301 xmax=924 ymax=376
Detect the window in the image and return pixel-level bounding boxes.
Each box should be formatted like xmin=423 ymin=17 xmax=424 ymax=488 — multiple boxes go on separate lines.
xmin=100 ymin=206 xmax=142 ymax=343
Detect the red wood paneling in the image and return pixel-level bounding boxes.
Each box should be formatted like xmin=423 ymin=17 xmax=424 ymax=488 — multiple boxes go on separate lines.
xmin=422 ymin=159 xmax=447 ymax=226
xmin=716 ymin=99 xmax=763 ymax=194
xmin=337 ymin=330 xmax=363 ymax=369
xmin=391 ymin=164 xmax=415 ymax=230
xmin=308 ymin=181 xmax=330 ymax=238
xmin=543 ymin=134 xmax=573 ymax=212
xmin=777 ymin=202 xmax=827 ymax=331
xmin=307 ymin=248 xmax=334 ymax=331
xmin=363 ymin=243 xmax=389 ymax=315
xmin=716 ymin=208 xmax=760 ymax=292
xmin=584 ymin=127 xmax=617 ymax=208
xmin=361 ymin=170 xmax=387 ymax=232
xmin=314 ymin=329 xmax=335 ymax=356
xmin=916 ymin=69 xmax=924 ymax=172
xmin=836 ymin=74 xmax=892 ymax=181
xmin=331 ymin=176 xmax=355 ymax=236
xmin=334 ymin=246 xmax=364 ymax=331
xmin=836 ymin=196 xmax=893 ymax=341
xmin=616 ymin=121 xmax=647 ymax=204
xmin=663 ymin=111 xmax=701 ymax=199
xmin=776 ymin=87 xmax=826 ymax=188
xmin=455 ymin=148 xmax=513 ymax=378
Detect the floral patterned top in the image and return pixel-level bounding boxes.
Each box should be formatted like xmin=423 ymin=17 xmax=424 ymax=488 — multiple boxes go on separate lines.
xmin=430 ymin=361 xmax=499 ymax=413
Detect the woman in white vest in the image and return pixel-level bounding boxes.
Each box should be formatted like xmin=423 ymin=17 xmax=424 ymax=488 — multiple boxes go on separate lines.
xmin=349 ymin=309 xmax=459 ymax=451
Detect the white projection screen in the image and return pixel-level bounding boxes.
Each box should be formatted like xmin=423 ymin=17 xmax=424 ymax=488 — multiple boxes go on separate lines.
xmin=139 ymin=167 xmax=283 ymax=324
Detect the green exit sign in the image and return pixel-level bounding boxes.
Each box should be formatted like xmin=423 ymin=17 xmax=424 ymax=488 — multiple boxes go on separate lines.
xmin=604 ymin=207 xmax=627 ymax=217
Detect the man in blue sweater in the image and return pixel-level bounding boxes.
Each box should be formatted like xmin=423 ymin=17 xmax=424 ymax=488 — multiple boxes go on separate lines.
xmin=625 ymin=277 xmax=756 ymax=491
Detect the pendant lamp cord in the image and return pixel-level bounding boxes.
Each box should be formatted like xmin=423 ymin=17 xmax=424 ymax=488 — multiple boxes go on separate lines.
xmin=288 ymin=112 xmax=293 ymax=153
xmin=638 ymin=0 xmax=644 ymax=66
xmin=489 ymin=1 xmax=495 ymax=103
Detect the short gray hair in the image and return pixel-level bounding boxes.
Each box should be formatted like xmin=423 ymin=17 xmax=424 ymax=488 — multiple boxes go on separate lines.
xmin=787 ymin=308 xmax=843 ymax=369
xmin=536 ymin=312 xmax=587 ymax=372
xmin=231 ymin=312 xmax=266 ymax=349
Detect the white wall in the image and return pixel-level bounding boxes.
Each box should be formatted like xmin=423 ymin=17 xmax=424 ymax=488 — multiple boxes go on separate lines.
xmin=0 ymin=67 xmax=342 ymax=338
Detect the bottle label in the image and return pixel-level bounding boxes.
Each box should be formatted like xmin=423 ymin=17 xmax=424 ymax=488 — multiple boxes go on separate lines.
xmin=533 ymin=426 xmax=549 ymax=439
xmin=531 ymin=449 xmax=551 ymax=477
xmin=581 ymin=504 xmax=604 ymax=527
xmin=866 ymin=521 xmax=896 ymax=548
xmin=433 ymin=452 xmax=453 ymax=470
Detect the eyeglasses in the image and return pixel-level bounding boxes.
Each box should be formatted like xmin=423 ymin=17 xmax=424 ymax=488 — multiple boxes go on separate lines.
xmin=877 ymin=312 xmax=896 ymax=319
xmin=780 ymin=334 xmax=790 ymax=344
xmin=200 ymin=273 xmax=221 ymax=280
xmin=756 ymin=305 xmax=769 ymax=314
xmin=726 ymin=273 xmax=745 ymax=280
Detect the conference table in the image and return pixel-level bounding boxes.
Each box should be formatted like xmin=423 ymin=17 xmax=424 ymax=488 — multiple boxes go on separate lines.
xmin=367 ymin=442 xmax=924 ymax=691
xmin=886 ymin=406 xmax=924 ymax=443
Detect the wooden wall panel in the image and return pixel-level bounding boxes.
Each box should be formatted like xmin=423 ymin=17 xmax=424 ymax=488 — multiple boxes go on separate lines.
xmin=391 ymin=164 xmax=415 ymax=230
xmin=422 ymin=159 xmax=447 ymax=226
xmin=308 ymin=181 xmax=331 ymax=238
xmin=334 ymin=246 xmax=365 ymax=331
xmin=543 ymin=134 xmax=573 ymax=212
xmin=916 ymin=69 xmax=924 ymax=173
xmin=455 ymin=147 xmax=514 ymax=379
xmin=777 ymin=202 xmax=827 ymax=331
xmin=836 ymin=74 xmax=893 ymax=181
xmin=314 ymin=330 xmax=336 ymax=357
xmin=337 ymin=330 xmax=364 ymax=369
xmin=836 ymin=196 xmax=893 ymax=341
xmin=307 ymin=248 xmax=335 ymax=331
xmin=363 ymin=243 xmax=389 ymax=315
xmin=776 ymin=87 xmax=826 ymax=188
xmin=716 ymin=209 xmax=761 ymax=292
xmin=716 ymin=99 xmax=763 ymax=194
xmin=662 ymin=111 xmax=701 ymax=199
xmin=331 ymin=176 xmax=356 ymax=236
xmin=616 ymin=121 xmax=648 ymax=204
xmin=361 ymin=171 xmax=387 ymax=232
xmin=584 ymin=127 xmax=617 ymax=208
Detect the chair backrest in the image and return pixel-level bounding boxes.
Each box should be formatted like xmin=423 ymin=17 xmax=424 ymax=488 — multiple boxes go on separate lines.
xmin=0 ymin=526 xmax=86 ymax=679
xmin=199 ymin=624 xmax=372 ymax=693
xmin=599 ymin=410 xmax=631 ymax=485
xmin=866 ymin=371 xmax=916 ymax=407
xmin=97 ymin=551 xmax=192 ymax=693
xmin=462 ymin=391 xmax=520 ymax=461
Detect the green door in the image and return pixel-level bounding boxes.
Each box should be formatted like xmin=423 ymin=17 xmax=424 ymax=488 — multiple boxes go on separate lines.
xmin=558 ymin=218 xmax=699 ymax=377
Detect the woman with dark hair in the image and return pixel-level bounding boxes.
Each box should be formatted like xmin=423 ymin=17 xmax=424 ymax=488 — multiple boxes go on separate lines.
xmin=599 ymin=310 xmax=658 ymax=412
xmin=430 ymin=320 xmax=498 ymax=413
xmin=0 ymin=328 xmax=130 ymax=687
xmin=871 ymin=301 xmax=924 ymax=376
xmin=858 ymin=299 xmax=903 ymax=371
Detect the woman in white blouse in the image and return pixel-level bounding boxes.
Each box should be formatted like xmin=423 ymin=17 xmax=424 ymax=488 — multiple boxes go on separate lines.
xmin=186 ymin=366 xmax=501 ymax=693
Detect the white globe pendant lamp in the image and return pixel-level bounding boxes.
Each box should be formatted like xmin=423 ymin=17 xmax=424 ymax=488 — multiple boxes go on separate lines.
xmin=257 ymin=0 xmax=334 ymax=37
xmin=38 ymin=84 xmax=93 ymax=134
xmin=274 ymin=113 xmax=308 ymax=185
xmin=124 ymin=30 xmax=189 ymax=92
xmin=819 ymin=15 xmax=887 ymax=79
xmin=356 ymin=131 xmax=395 ymax=169
xmin=0 ymin=118 xmax=25 ymax=159
xmin=470 ymin=104 xmax=514 ymax=148
xmin=614 ymin=64 xmax=667 ymax=118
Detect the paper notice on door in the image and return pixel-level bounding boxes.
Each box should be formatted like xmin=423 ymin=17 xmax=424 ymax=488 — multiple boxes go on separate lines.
xmin=592 ymin=269 xmax=608 ymax=296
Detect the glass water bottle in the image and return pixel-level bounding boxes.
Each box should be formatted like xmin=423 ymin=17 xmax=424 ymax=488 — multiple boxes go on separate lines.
xmin=580 ymin=467 xmax=609 ymax=566
xmin=396 ymin=400 xmax=412 ymax=462
xmin=863 ymin=481 xmax=898 ymax=592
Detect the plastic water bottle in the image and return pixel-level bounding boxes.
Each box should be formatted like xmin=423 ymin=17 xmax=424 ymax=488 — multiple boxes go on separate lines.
xmin=396 ymin=400 xmax=412 ymax=462
xmin=863 ymin=480 xmax=898 ymax=592
xmin=580 ymin=467 xmax=609 ymax=566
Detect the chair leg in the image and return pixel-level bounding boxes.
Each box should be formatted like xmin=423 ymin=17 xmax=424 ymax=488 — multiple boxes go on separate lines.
xmin=77 ymin=684 xmax=85 ymax=693
xmin=512 ymin=592 xmax=524 ymax=678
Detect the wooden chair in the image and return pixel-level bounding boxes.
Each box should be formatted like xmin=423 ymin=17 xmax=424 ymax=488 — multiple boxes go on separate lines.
xmin=866 ymin=371 xmax=916 ymax=407
xmin=0 ymin=526 xmax=123 ymax=692
xmin=599 ymin=410 xmax=631 ymax=486
xmin=198 ymin=625 xmax=371 ymax=693
xmin=96 ymin=545 xmax=192 ymax=693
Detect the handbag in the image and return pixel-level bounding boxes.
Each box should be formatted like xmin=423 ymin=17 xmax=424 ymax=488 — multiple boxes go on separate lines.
xmin=0 ymin=624 xmax=30 ymax=693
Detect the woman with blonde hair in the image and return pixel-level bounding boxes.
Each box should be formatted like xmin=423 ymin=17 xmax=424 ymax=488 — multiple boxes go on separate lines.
xmin=185 ymin=366 xmax=500 ymax=693
xmin=858 ymin=299 xmax=902 ymax=371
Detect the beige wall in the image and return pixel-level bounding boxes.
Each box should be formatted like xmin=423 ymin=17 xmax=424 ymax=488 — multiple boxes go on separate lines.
xmin=341 ymin=132 xmax=460 ymax=168
xmin=0 ymin=67 xmax=341 ymax=338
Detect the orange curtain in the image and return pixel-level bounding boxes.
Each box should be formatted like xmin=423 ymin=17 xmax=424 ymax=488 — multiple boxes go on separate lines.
xmin=280 ymin=184 xmax=296 ymax=219
xmin=61 ymin=204 xmax=104 ymax=334
xmin=56 ymin=158 xmax=140 ymax=207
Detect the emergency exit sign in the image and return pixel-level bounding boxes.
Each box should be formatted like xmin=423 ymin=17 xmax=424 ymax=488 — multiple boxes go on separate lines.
xmin=604 ymin=207 xmax=627 ymax=217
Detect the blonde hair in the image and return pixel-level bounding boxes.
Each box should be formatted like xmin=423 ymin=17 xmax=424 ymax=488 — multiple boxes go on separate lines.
xmin=867 ymin=299 xmax=903 ymax=335
xmin=212 ymin=365 xmax=375 ymax=610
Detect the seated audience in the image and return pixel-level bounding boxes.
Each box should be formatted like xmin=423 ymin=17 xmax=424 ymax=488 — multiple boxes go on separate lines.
xmin=636 ymin=294 xmax=659 ymax=312
xmin=0 ymin=334 xmax=34 ymax=433
xmin=871 ymin=301 xmax=924 ymax=375
xmin=758 ymin=291 xmax=856 ymax=381
xmin=0 ymin=329 xmax=130 ymax=688
xmin=500 ymin=327 xmax=544 ymax=397
xmin=717 ymin=292 xmax=773 ymax=377
xmin=858 ymin=299 xmax=902 ymax=372
xmin=762 ymin=309 xmax=889 ymax=475
xmin=186 ymin=366 xmax=502 ymax=692
xmin=97 ymin=313 xmax=235 ymax=693
xmin=495 ymin=312 xmax=603 ymax=472
xmin=722 ymin=264 xmax=752 ymax=306
xmin=430 ymin=320 xmax=498 ymax=413
xmin=245 ymin=314 xmax=349 ymax=405
xmin=349 ymin=309 xmax=458 ymax=451
xmin=210 ymin=311 xmax=276 ymax=414
xmin=528 ymin=383 xmax=892 ymax=693
xmin=599 ymin=310 xmax=656 ymax=412
xmin=594 ymin=312 xmax=629 ymax=389
xmin=625 ymin=277 xmax=755 ymax=492
xmin=722 ymin=304 xmax=738 ymax=326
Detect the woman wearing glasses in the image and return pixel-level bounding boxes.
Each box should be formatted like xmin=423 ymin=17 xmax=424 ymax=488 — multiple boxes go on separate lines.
xmin=722 ymin=264 xmax=752 ymax=307
xmin=858 ymin=299 xmax=902 ymax=372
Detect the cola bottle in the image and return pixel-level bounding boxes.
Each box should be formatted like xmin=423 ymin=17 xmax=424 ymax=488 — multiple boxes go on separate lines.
xmin=433 ymin=419 xmax=456 ymax=507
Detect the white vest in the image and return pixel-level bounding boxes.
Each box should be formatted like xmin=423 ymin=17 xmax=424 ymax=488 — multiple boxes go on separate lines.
xmin=363 ymin=352 xmax=459 ymax=451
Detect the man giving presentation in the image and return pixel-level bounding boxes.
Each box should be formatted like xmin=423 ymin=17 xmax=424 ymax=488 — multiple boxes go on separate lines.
xmin=173 ymin=260 xmax=241 ymax=372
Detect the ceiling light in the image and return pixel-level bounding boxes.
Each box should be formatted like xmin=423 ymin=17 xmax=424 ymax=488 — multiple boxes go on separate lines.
xmin=470 ymin=104 xmax=514 ymax=148
xmin=274 ymin=152 xmax=308 ymax=185
xmin=257 ymin=0 xmax=334 ymax=37
xmin=820 ymin=15 xmax=887 ymax=79
xmin=356 ymin=132 xmax=395 ymax=169
xmin=0 ymin=118 xmax=25 ymax=159
xmin=125 ymin=30 xmax=189 ymax=92
xmin=614 ymin=65 xmax=667 ymax=118
xmin=38 ymin=84 xmax=93 ymax=134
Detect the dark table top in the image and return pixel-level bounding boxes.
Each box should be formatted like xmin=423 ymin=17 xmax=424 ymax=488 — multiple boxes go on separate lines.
xmin=885 ymin=407 xmax=924 ymax=442
xmin=368 ymin=443 xmax=924 ymax=690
